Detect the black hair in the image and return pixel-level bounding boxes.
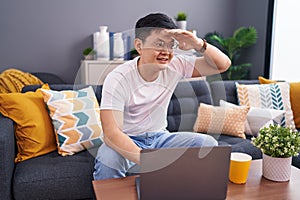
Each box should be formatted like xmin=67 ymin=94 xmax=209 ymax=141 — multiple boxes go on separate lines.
xmin=135 ymin=13 xmax=177 ymax=41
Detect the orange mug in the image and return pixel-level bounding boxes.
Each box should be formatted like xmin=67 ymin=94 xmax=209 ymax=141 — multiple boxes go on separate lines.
xmin=229 ymin=152 xmax=252 ymax=184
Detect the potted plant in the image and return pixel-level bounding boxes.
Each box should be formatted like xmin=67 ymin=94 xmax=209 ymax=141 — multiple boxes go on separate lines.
xmin=204 ymin=26 xmax=257 ymax=80
xmin=252 ymin=124 xmax=300 ymax=182
xmin=175 ymin=12 xmax=187 ymax=30
xmin=83 ymin=47 xmax=96 ymax=60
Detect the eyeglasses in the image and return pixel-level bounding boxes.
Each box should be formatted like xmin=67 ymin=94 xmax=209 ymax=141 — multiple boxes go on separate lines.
xmin=150 ymin=39 xmax=179 ymax=51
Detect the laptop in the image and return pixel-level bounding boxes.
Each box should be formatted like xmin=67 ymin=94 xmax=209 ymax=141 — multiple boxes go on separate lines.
xmin=135 ymin=146 xmax=231 ymax=200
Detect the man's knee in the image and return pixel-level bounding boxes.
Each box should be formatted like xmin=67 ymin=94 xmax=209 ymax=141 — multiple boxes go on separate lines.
xmin=93 ymin=160 xmax=125 ymax=180
xmin=201 ymin=134 xmax=218 ymax=146
xmin=94 ymin=144 xmax=136 ymax=180
xmin=189 ymin=133 xmax=218 ymax=147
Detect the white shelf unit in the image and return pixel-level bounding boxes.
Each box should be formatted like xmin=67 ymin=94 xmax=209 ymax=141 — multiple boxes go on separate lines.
xmin=77 ymin=60 xmax=125 ymax=85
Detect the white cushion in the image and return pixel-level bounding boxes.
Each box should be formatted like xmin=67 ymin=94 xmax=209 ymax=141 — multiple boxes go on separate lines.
xmin=220 ymin=100 xmax=285 ymax=136
xmin=235 ymin=82 xmax=295 ymax=130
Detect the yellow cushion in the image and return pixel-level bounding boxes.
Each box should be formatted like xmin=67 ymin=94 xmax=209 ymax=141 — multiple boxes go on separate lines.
xmin=258 ymin=76 xmax=276 ymax=84
xmin=258 ymin=76 xmax=300 ymax=129
xmin=193 ymin=103 xmax=250 ymax=139
xmin=0 ymin=84 xmax=57 ymax=163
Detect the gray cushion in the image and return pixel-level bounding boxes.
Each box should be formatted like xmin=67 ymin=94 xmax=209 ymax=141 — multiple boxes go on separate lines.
xmin=13 ymin=149 xmax=97 ymax=200
xmin=0 ymin=114 xmax=15 ymax=200
xmin=32 ymin=72 xmax=65 ymax=84
xmin=292 ymin=156 xmax=300 ymax=168
xmin=167 ymin=80 xmax=213 ymax=132
xmin=209 ymin=80 xmax=259 ymax=105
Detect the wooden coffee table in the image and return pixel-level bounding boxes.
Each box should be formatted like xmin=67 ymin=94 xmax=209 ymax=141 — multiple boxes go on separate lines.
xmin=227 ymin=159 xmax=300 ymax=199
xmin=92 ymin=159 xmax=300 ymax=200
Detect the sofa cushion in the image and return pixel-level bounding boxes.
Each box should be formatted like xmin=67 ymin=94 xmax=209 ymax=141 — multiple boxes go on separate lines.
xmin=258 ymin=76 xmax=300 ymax=129
xmin=236 ymin=82 xmax=296 ymax=130
xmin=0 ymin=84 xmax=57 ymax=163
xmin=166 ymin=80 xmax=213 ymax=132
xmin=220 ymin=100 xmax=285 ymax=136
xmin=293 ymin=156 xmax=300 ymax=169
xmin=22 ymin=84 xmax=103 ymax=105
xmin=41 ymin=86 xmax=103 ymax=156
xmin=32 ymin=72 xmax=65 ymax=84
xmin=193 ymin=103 xmax=249 ymax=138
xmin=13 ymin=149 xmax=97 ymax=200
xmin=209 ymin=80 xmax=259 ymax=106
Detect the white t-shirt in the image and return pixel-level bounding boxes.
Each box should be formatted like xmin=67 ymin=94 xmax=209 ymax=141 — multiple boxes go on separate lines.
xmin=100 ymin=55 xmax=195 ymax=136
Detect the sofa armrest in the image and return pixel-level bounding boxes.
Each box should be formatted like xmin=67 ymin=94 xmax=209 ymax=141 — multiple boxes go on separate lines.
xmin=0 ymin=113 xmax=15 ymax=199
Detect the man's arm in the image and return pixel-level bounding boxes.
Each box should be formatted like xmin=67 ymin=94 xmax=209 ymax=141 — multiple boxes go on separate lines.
xmin=192 ymin=40 xmax=231 ymax=77
xmin=169 ymin=29 xmax=231 ymax=77
xmin=100 ymin=109 xmax=141 ymax=164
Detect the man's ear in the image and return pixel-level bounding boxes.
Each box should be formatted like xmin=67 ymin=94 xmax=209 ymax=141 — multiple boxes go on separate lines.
xmin=134 ymin=39 xmax=142 ymax=54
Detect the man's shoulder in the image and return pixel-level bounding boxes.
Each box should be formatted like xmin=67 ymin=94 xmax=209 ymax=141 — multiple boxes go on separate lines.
xmin=113 ymin=58 xmax=137 ymax=73
xmin=103 ymin=59 xmax=137 ymax=88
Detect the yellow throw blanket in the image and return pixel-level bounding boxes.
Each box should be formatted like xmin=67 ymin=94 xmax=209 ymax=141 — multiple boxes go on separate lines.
xmin=0 ymin=69 xmax=44 ymax=93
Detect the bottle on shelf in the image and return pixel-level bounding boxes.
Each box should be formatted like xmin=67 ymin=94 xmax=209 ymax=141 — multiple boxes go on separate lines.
xmin=113 ymin=32 xmax=125 ymax=60
xmin=96 ymin=26 xmax=110 ymax=61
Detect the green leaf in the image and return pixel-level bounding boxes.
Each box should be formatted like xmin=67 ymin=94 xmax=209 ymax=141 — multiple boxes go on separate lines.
xmin=204 ymin=26 xmax=257 ymax=80
xmin=227 ymin=64 xmax=250 ymax=80
xmin=175 ymin=12 xmax=187 ymax=21
xmin=252 ymin=124 xmax=300 ymax=158
xmin=233 ymin=26 xmax=257 ymax=48
xmin=83 ymin=47 xmax=95 ymax=56
xmin=205 ymin=27 xmax=257 ymax=51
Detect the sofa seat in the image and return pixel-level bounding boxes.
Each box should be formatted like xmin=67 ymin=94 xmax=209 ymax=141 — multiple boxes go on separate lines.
xmin=13 ymin=149 xmax=97 ymax=200
xmin=211 ymin=134 xmax=262 ymax=159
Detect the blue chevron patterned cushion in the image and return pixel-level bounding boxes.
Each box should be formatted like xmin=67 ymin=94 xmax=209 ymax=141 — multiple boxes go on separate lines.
xmin=236 ymin=82 xmax=296 ymax=130
xmin=41 ymin=86 xmax=103 ymax=156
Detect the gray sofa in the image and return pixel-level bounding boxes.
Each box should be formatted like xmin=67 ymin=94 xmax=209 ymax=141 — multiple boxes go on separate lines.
xmin=1 ymin=78 xmax=299 ymax=200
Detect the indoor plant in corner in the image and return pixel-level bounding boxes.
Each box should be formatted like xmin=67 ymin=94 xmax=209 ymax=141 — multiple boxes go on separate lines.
xmin=204 ymin=26 xmax=257 ymax=80
xmin=252 ymin=124 xmax=300 ymax=182
xmin=175 ymin=12 xmax=187 ymax=30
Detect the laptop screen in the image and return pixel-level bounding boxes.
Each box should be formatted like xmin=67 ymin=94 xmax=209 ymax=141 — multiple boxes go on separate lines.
xmin=137 ymin=146 xmax=231 ymax=200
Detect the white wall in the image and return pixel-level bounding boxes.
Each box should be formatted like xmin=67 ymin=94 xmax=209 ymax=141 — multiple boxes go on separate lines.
xmin=270 ymin=0 xmax=300 ymax=82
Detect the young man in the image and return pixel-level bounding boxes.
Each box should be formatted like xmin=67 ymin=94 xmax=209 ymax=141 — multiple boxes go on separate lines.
xmin=93 ymin=13 xmax=231 ymax=180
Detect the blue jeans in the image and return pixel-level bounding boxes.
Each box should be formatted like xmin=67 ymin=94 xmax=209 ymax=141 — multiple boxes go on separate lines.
xmin=93 ymin=131 xmax=218 ymax=180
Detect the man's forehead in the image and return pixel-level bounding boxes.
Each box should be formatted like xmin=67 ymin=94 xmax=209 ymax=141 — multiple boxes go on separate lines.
xmin=149 ymin=29 xmax=174 ymax=41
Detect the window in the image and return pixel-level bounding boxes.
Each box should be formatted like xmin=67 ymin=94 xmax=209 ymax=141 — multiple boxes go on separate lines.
xmin=270 ymin=0 xmax=300 ymax=82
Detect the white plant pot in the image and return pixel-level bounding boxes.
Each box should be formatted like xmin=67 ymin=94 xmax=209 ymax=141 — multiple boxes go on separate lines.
xmin=176 ymin=21 xmax=187 ymax=30
xmin=262 ymin=153 xmax=292 ymax=182
xmin=84 ymin=54 xmax=94 ymax=60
